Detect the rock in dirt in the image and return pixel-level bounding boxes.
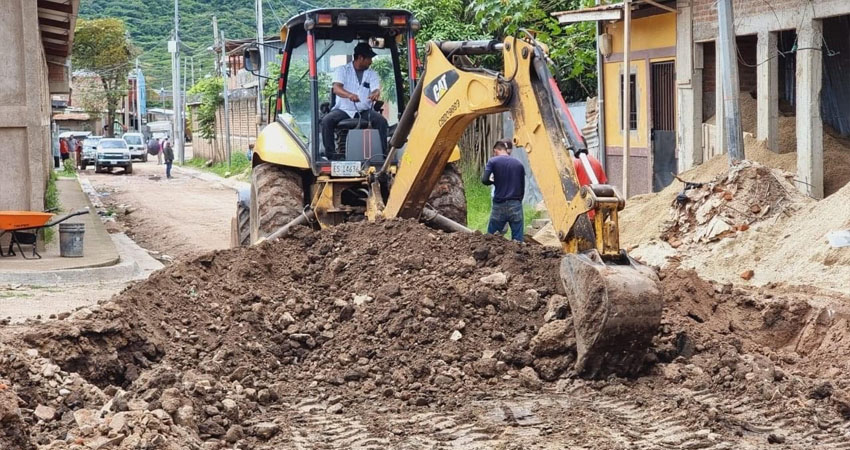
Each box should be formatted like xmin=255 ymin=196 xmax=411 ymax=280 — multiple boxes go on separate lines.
xmin=529 ymin=320 xmax=575 ymax=357
xmin=34 ymin=404 xmax=55 ymax=421
xmin=543 ymin=295 xmax=569 ymax=322
xmin=810 ymin=382 xmax=834 ymax=400
xmin=254 ymin=422 xmax=279 ymax=440
xmin=519 ymin=367 xmax=543 ymax=390
xmin=767 ymin=433 xmax=786 ymax=444
xmin=479 ymin=272 xmax=507 ymax=287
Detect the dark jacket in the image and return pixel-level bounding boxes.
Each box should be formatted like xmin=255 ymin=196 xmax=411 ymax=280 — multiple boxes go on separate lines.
xmin=163 ymin=143 xmax=174 ymax=162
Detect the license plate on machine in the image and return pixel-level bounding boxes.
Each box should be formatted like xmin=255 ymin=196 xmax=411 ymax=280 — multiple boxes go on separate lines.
xmin=331 ymin=161 xmax=361 ymax=177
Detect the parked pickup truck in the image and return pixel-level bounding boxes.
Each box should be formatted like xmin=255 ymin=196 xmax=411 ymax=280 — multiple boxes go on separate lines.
xmin=95 ymin=138 xmax=133 ymax=174
xmin=122 ymin=132 xmax=147 ymax=162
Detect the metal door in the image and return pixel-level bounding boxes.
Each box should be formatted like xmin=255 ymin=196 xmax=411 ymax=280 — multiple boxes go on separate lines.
xmin=651 ymin=61 xmax=676 ymax=192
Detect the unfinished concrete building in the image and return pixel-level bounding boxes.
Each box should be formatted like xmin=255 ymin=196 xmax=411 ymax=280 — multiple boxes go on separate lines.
xmin=677 ymin=0 xmax=850 ymax=199
xmin=556 ymin=0 xmax=850 ymax=199
xmin=0 ymin=0 xmax=80 ymax=211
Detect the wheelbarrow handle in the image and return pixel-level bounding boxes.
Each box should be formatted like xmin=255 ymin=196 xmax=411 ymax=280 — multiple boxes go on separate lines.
xmin=45 ymin=208 xmax=90 ymax=227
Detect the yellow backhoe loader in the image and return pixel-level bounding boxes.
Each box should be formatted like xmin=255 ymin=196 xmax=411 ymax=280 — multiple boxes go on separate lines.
xmin=238 ymin=8 xmax=662 ymax=378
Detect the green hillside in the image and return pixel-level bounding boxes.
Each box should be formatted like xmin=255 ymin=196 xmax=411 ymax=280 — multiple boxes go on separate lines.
xmin=79 ymin=0 xmax=378 ymax=104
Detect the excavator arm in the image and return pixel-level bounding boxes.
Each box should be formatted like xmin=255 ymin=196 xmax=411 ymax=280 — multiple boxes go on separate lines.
xmin=382 ymin=36 xmax=662 ymax=379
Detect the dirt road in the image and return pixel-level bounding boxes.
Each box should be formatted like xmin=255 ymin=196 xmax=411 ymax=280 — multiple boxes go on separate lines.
xmin=86 ymin=159 xmax=235 ymax=261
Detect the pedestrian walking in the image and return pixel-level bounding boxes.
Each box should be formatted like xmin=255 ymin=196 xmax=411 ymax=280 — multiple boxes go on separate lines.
xmin=163 ymin=138 xmax=174 ymax=179
xmin=482 ymin=140 xmax=525 ymax=241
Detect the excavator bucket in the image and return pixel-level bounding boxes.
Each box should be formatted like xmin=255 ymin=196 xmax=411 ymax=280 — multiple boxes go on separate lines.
xmin=560 ymin=250 xmax=662 ymax=379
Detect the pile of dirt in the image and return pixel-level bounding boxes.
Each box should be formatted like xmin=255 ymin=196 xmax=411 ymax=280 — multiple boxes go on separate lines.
xmin=625 ymin=159 xmax=850 ymax=294
xmin=4 ymin=221 xmax=850 ymax=448
xmin=623 ymin=93 xmax=850 ymax=249
xmin=660 ymin=161 xmax=810 ymax=247
xmin=0 ymin=221 xmax=579 ymax=448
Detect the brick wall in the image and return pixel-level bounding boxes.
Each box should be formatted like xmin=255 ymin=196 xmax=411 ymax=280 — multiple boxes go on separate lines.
xmin=700 ymin=34 xmax=758 ymax=121
xmin=190 ymin=96 xmax=262 ymax=162
xmin=692 ymin=0 xmax=802 ymax=26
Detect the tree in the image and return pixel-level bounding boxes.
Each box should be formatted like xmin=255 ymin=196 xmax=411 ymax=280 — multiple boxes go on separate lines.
xmin=386 ymin=0 xmax=485 ymax=42
xmin=188 ymin=76 xmax=224 ymax=140
xmin=469 ymin=0 xmax=597 ymax=101
xmin=72 ymin=73 xmax=108 ymax=115
xmin=72 ymin=18 xmax=136 ymax=137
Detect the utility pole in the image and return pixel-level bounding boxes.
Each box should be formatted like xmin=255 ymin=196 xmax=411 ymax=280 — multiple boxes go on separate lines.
xmin=621 ymin=0 xmax=632 ymax=198
xmin=191 ymin=56 xmax=195 ymax=86
xmin=212 ymin=17 xmax=221 ymax=76
xmin=221 ymin=30 xmax=233 ymax=168
xmin=256 ymin=0 xmax=265 ymax=134
xmin=717 ymin=0 xmax=745 ymax=163
xmin=171 ymin=0 xmax=185 ymax=164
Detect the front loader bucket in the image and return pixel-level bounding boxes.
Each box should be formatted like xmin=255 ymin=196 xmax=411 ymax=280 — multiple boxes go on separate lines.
xmin=560 ymin=250 xmax=662 ymax=379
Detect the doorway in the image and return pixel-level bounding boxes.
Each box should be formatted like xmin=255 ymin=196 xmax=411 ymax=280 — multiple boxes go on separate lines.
xmin=650 ymin=60 xmax=676 ymax=191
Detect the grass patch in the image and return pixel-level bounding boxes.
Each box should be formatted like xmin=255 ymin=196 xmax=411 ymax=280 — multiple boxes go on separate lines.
xmin=184 ymin=152 xmax=251 ymax=179
xmin=462 ymin=165 xmax=542 ymax=240
xmin=43 ymin=171 xmax=61 ymax=243
xmin=58 ymin=159 xmax=77 ymax=178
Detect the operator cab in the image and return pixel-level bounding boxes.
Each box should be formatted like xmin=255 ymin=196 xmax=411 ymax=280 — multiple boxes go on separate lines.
xmin=268 ymin=9 xmax=419 ymax=175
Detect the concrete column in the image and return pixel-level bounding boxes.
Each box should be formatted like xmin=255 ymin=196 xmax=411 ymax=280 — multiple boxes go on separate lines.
xmin=676 ymin=0 xmax=704 ymax=171
xmin=795 ymin=20 xmax=824 ymax=199
xmin=715 ymin=44 xmax=727 ymax=155
xmin=756 ymin=31 xmax=778 ymax=152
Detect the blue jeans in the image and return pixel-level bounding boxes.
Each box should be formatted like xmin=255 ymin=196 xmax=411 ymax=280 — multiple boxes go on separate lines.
xmin=487 ymin=200 xmax=524 ymax=241
xmin=166 ymin=161 xmax=173 ymax=178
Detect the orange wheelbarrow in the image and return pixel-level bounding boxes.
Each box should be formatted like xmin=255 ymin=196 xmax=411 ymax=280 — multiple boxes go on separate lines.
xmin=0 ymin=209 xmax=89 ymax=259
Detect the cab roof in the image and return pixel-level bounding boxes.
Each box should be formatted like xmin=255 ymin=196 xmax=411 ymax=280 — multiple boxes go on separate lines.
xmin=284 ymin=8 xmax=413 ymax=29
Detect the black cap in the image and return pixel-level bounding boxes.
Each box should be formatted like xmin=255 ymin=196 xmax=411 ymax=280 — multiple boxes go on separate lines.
xmin=353 ymin=42 xmax=377 ymax=58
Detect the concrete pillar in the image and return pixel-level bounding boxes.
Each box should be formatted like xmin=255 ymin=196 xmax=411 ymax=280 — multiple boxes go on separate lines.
xmin=756 ymin=31 xmax=778 ymax=152
xmin=795 ymin=20 xmax=823 ymax=199
xmin=715 ymin=44 xmax=727 ymax=155
xmin=676 ymin=0 xmax=704 ymax=171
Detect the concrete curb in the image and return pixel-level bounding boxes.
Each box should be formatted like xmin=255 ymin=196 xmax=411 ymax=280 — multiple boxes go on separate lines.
xmin=174 ymin=166 xmax=250 ymax=192
xmin=0 ymin=233 xmax=164 ymax=286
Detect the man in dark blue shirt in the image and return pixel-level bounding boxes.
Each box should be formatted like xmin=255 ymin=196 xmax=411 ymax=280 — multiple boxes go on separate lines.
xmin=482 ymin=140 xmax=526 ymax=241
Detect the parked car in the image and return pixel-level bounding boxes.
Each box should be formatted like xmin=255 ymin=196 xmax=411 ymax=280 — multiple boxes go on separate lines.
xmin=122 ymin=132 xmax=147 ymax=162
xmin=80 ymin=135 xmax=102 ymax=170
xmin=95 ymin=138 xmax=133 ymax=174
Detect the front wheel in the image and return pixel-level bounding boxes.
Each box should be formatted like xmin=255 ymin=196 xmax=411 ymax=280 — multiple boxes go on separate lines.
xmin=232 ymin=199 xmax=251 ymax=247
xmin=125 ymin=164 xmax=133 ymax=175
xmin=142 ymin=154 xmax=148 ymax=162
xmin=250 ymin=163 xmax=305 ymax=243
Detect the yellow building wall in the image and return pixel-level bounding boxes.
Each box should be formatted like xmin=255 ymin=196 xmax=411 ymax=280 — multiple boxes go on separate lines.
xmin=604 ymin=59 xmax=648 ymax=148
xmin=602 ymin=12 xmax=676 ymax=150
xmin=606 ymin=13 xmax=676 ymax=53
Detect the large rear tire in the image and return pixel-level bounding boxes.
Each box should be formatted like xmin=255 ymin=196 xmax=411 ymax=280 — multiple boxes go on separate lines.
xmin=428 ymin=163 xmax=467 ymax=226
xmin=250 ymin=163 xmax=304 ymax=243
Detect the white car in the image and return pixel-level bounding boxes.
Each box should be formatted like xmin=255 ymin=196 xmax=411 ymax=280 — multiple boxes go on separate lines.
xmin=122 ymin=132 xmax=147 ymax=162
xmin=81 ymin=135 xmax=102 ymax=170
xmin=95 ymin=138 xmax=133 ymax=174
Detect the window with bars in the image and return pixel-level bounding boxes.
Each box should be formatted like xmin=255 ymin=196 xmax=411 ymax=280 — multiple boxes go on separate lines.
xmin=620 ymin=73 xmax=637 ymax=131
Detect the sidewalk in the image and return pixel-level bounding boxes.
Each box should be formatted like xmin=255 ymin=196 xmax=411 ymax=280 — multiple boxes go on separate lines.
xmin=0 ymin=178 xmax=118 ymax=272
xmin=0 ymin=177 xmax=163 ymax=286
xmin=173 ymin=165 xmax=250 ymax=192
